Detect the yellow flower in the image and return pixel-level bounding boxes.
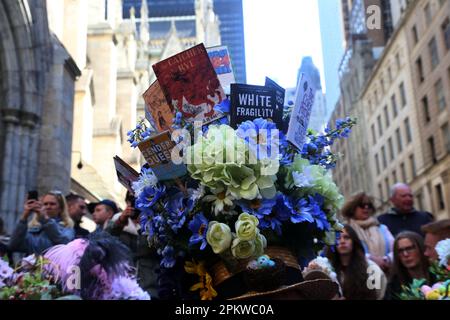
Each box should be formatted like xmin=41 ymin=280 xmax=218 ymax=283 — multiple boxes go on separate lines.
xmin=184 ymin=260 xmax=218 ymax=300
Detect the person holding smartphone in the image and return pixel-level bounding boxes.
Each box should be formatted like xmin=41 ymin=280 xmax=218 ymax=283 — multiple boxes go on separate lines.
xmin=9 ymin=190 xmax=75 ymax=255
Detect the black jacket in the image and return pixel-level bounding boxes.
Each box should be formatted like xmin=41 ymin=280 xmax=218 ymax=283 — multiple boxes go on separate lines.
xmin=378 ymin=208 xmax=433 ymax=237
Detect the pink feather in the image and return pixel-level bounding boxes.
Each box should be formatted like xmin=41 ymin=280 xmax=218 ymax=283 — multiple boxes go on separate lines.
xmin=43 ymin=239 xmax=89 ymax=292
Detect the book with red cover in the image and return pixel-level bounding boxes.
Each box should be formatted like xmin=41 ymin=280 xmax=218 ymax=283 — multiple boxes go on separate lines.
xmin=113 ymin=156 xmax=139 ymax=194
xmin=143 ymin=80 xmax=175 ymax=132
xmin=152 ymin=43 xmax=225 ymax=123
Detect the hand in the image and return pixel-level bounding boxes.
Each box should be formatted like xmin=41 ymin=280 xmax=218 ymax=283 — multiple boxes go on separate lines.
xmin=36 ymin=205 xmax=49 ymax=223
xmin=118 ymin=206 xmax=133 ymax=225
xmin=370 ymin=255 xmax=390 ymax=272
xmin=21 ymin=200 xmax=41 ymax=221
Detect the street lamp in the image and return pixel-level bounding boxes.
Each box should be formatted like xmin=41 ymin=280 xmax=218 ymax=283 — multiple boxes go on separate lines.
xmin=72 ymin=151 xmax=83 ymax=170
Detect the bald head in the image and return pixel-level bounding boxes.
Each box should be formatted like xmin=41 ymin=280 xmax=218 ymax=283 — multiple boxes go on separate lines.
xmin=390 ymin=183 xmax=414 ymax=213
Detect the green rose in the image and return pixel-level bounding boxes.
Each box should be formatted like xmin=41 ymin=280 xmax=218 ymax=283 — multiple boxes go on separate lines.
xmin=235 ymin=213 xmax=259 ymax=241
xmin=206 ymin=222 xmax=232 ymax=254
xmin=254 ymin=232 xmax=267 ymax=257
xmin=231 ymin=238 xmax=256 ymax=259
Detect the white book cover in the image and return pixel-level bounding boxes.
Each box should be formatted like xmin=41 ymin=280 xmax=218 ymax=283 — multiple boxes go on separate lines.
xmin=286 ymin=73 xmax=315 ymax=150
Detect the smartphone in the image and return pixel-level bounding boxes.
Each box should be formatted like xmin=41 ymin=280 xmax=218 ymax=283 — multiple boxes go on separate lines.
xmin=27 ymin=190 xmax=38 ymax=201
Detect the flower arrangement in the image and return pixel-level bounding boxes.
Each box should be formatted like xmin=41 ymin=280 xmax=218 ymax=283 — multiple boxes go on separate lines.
xmin=0 ymin=256 xmax=68 ymax=300
xmin=399 ymin=239 xmax=450 ymax=300
xmin=129 ymin=98 xmax=355 ymax=299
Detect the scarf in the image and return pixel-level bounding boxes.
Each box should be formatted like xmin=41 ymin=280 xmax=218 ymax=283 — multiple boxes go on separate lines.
xmin=348 ymin=217 xmax=386 ymax=258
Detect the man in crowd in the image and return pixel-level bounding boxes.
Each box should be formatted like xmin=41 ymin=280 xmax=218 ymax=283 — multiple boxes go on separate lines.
xmin=421 ymin=219 xmax=450 ymax=263
xmin=92 ymin=199 xmax=118 ymax=231
xmin=66 ymin=194 xmax=90 ymax=238
xmin=378 ymin=183 xmax=433 ymax=237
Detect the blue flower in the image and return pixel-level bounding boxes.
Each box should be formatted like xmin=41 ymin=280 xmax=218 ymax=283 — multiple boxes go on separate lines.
xmin=165 ymin=193 xmax=189 ymax=233
xmin=290 ymin=197 xmax=314 ymax=224
xmin=214 ymin=98 xmax=231 ymax=114
xmin=308 ymin=194 xmax=330 ymax=231
xmin=237 ymin=118 xmax=281 ymax=160
xmin=136 ymin=185 xmax=166 ymax=210
xmin=188 ymin=213 xmax=209 ymax=250
xmin=160 ymin=245 xmax=176 ymax=268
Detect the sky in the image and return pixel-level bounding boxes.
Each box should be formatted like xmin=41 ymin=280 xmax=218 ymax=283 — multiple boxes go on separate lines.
xmin=243 ymin=0 xmax=325 ymax=90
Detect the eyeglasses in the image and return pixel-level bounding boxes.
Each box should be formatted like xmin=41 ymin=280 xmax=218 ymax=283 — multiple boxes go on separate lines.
xmin=358 ymin=202 xmax=374 ymax=210
xmin=398 ymin=245 xmax=416 ymax=256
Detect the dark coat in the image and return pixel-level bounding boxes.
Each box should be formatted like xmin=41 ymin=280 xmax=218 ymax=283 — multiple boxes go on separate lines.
xmin=377 ymin=208 xmax=433 ymax=237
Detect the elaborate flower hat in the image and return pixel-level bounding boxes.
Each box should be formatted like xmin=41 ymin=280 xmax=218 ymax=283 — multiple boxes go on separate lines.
xmin=126 ymin=44 xmax=356 ymax=300
xmin=127 ymin=110 xmax=355 ymax=299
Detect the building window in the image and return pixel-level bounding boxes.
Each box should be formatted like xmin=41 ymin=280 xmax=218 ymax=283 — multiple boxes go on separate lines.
xmin=384 ymin=177 xmax=390 ymax=200
xmin=442 ymin=123 xmax=450 ymax=153
xmin=371 ymin=124 xmax=377 ymax=144
xmin=400 ymin=162 xmax=407 ymax=182
xmin=375 ymin=154 xmax=381 ymax=175
xmin=422 ymin=96 xmax=431 ymax=122
xmin=382 ymin=146 xmax=387 ymax=169
xmin=435 ymin=184 xmax=446 ymax=210
xmin=396 ymin=128 xmax=403 ymax=153
xmin=428 ymin=136 xmax=437 ymax=164
xmin=380 ymin=78 xmax=385 ymax=94
xmin=388 ymin=67 xmax=392 ymax=83
xmin=392 ymin=170 xmax=398 ymax=183
xmin=429 ymin=37 xmax=440 ymax=70
xmin=404 ymin=118 xmax=412 ymax=144
xmin=377 ymin=115 xmax=383 ymax=137
xmin=388 ymin=137 xmax=394 ymax=161
xmin=384 ymin=105 xmax=390 ymax=128
xmin=416 ymin=57 xmax=424 ymax=83
xmin=375 ymin=89 xmax=379 ymax=104
xmin=442 ymin=18 xmax=450 ymax=51
xmin=424 ymin=3 xmax=432 ymax=26
xmin=391 ymin=94 xmax=398 ymax=118
xmin=416 ymin=191 xmax=424 ymax=211
xmin=412 ymin=25 xmax=419 ymax=44
xmin=378 ymin=183 xmax=384 ymax=200
xmin=396 ymin=53 xmax=401 ymax=70
xmin=435 ymin=79 xmax=447 ymax=111
xmin=399 ymin=82 xmax=407 ymax=107
xmin=409 ymin=154 xmax=416 ymax=178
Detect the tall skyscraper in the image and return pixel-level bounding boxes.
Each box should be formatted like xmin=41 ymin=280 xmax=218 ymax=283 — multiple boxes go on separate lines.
xmin=122 ymin=0 xmax=247 ymax=83
xmin=212 ymin=0 xmax=246 ymax=84
xmin=317 ymin=0 xmax=344 ymax=122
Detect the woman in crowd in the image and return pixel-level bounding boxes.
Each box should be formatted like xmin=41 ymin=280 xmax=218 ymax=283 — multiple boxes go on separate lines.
xmin=9 ymin=191 xmax=75 ymax=255
xmin=385 ymin=231 xmax=431 ymax=299
xmin=341 ymin=192 xmax=394 ymax=272
xmin=327 ymin=225 xmax=387 ymax=300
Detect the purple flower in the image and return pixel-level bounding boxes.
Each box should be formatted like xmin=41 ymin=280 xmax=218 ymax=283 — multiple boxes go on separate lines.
xmin=188 ymin=213 xmax=209 ymax=250
xmin=104 ymin=276 xmax=151 ymax=300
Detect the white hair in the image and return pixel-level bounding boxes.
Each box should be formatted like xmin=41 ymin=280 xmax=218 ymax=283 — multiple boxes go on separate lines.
xmin=389 ymin=183 xmax=410 ymax=198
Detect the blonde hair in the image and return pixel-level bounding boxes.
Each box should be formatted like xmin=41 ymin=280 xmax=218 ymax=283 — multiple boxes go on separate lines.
xmin=29 ymin=192 xmax=74 ymax=228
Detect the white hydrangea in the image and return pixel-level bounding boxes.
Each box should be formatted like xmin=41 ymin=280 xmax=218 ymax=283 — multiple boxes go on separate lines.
xmin=132 ymin=167 xmax=158 ymax=197
xmin=435 ymin=239 xmax=450 ymax=267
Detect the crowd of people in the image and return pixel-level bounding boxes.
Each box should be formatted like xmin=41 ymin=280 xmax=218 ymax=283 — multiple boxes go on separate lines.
xmin=0 ymin=182 xmax=449 ymax=300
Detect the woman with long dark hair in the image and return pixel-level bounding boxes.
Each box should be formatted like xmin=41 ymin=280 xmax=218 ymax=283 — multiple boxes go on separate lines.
xmin=385 ymin=231 xmax=431 ymax=299
xmin=327 ymin=225 xmax=387 ymax=300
